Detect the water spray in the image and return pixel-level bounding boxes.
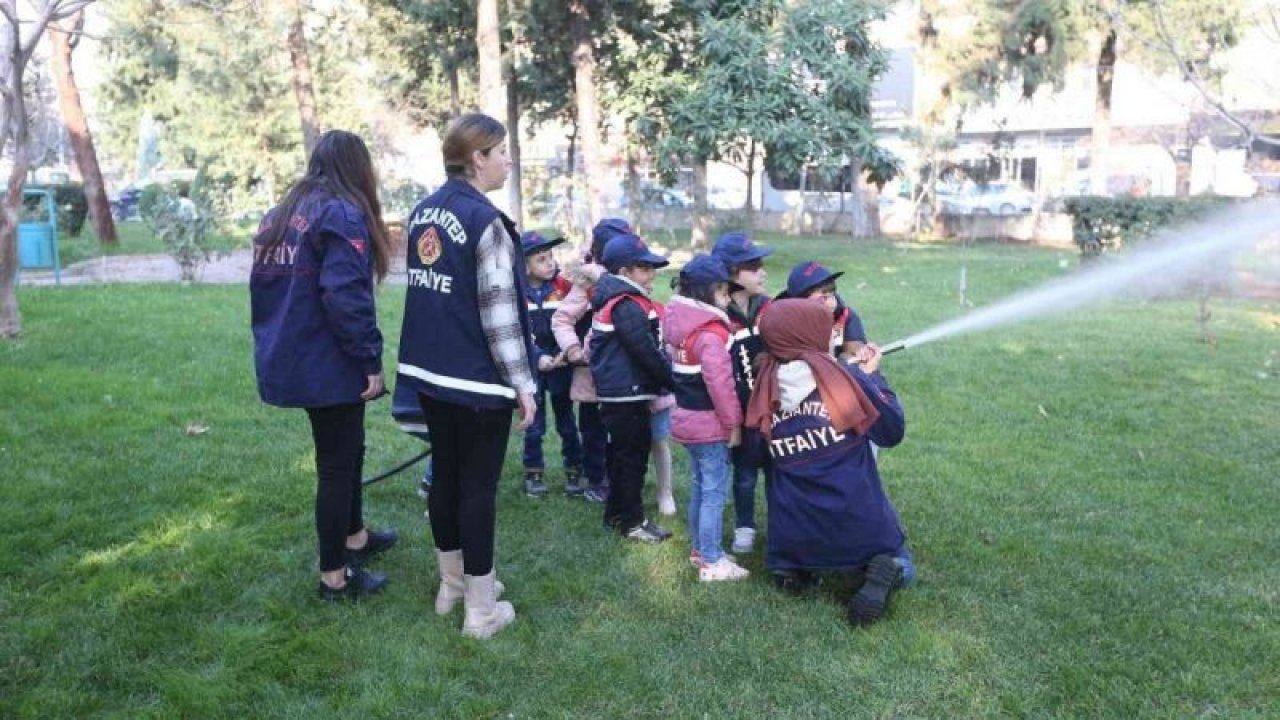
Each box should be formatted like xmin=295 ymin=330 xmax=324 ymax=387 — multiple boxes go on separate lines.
xmin=873 ymin=200 xmax=1278 ymax=358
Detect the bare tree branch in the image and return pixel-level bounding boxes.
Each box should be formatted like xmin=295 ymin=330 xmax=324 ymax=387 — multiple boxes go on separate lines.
xmin=1108 ymin=0 xmax=1280 ymax=148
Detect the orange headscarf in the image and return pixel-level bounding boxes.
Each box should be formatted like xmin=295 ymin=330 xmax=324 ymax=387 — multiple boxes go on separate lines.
xmin=745 ymin=299 xmax=879 ymax=439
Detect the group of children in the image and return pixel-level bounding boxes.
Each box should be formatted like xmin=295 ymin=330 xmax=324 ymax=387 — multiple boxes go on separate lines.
xmin=478 ymin=218 xmax=883 ymax=583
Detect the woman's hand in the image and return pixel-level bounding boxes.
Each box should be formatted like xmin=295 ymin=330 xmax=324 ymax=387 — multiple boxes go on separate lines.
xmin=564 ymin=345 xmax=586 ymax=366
xmin=361 ymin=373 xmax=385 ymax=400
xmin=857 ymin=344 xmax=882 ymax=374
xmin=515 ymin=392 xmax=537 ymax=431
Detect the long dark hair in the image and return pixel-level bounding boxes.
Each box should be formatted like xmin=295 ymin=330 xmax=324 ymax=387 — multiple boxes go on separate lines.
xmin=256 ymin=130 xmax=391 ymax=281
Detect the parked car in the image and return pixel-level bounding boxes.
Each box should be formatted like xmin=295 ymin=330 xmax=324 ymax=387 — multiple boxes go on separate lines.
xmin=617 ymin=185 xmax=690 ymax=210
xmin=940 ymin=182 xmax=1036 ymax=215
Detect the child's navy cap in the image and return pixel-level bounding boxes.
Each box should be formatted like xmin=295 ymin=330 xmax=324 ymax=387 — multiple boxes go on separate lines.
xmin=591 ymin=218 xmax=632 ymax=253
xmin=602 ymin=234 xmax=669 ymax=272
xmin=711 ymin=231 xmax=773 ymax=267
xmin=786 ymin=261 xmax=844 ymax=297
xmin=680 ymin=254 xmax=730 ymax=286
xmin=520 ymin=231 xmax=565 ymax=256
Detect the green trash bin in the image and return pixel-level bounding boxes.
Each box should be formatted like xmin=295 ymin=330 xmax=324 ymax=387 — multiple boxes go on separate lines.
xmin=17 ymin=188 xmax=60 ymax=285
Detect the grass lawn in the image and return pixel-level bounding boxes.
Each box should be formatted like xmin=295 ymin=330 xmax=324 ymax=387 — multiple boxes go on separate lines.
xmin=2 ymin=236 xmax=1277 ymax=718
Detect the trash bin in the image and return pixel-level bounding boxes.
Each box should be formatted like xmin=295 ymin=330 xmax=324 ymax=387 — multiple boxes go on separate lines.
xmin=18 ymin=188 xmax=60 ymax=285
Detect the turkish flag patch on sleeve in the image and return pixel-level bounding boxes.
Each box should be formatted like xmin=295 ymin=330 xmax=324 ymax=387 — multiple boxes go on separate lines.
xmin=348 ymin=238 xmax=367 ymax=254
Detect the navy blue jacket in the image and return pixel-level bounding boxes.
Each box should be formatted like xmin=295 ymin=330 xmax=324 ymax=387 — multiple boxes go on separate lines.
xmin=250 ymin=195 xmax=382 ymax=408
xmin=527 ymin=273 xmax=574 ymax=395
xmin=764 ymin=364 xmax=905 ymax=571
xmin=588 ymin=274 xmax=673 ymax=401
xmin=397 ymin=178 xmax=534 ymax=410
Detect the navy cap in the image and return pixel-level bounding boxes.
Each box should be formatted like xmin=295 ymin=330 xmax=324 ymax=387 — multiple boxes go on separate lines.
xmin=520 ymin=231 xmax=565 ymax=256
xmin=786 ymin=261 xmax=844 ymax=297
xmin=591 ymin=218 xmax=632 ymax=256
xmin=679 ymin=254 xmax=730 ymax=286
xmin=711 ymin=231 xmax=773 ymax=267
xmin=602 ymin=234 xmax=669 ymax=272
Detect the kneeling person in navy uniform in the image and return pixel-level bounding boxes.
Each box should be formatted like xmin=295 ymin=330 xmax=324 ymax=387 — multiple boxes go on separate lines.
xmin=745 ymin=299 xmax=912 ymax=626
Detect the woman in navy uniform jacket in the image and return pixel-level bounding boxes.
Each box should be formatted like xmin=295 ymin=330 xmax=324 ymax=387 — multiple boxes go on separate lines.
xmin=745 ymin=299 xmax=910 ymax=626
xmin=250 ymin=130 xmax=398 ymax=602
xmin=397 ymin=113 xmax=536 ymax=640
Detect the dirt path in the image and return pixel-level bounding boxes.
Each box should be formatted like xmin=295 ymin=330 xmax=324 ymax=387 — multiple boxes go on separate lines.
xmin=20 ymin=250 xmax=410 ymax=287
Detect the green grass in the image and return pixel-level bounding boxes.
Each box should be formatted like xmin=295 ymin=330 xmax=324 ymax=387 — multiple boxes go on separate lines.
xmin=57 ymin=220 xmax=255 ymax=267
xmin=3 ymin=238 xmax=1278 ymax=718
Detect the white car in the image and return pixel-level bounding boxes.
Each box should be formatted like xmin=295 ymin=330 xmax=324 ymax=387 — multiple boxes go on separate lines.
xmin=941 ymin=183 xmax=1036 ymax=215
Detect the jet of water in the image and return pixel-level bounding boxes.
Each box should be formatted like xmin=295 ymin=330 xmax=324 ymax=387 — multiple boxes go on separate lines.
xmin=885 ymin=200 xmax=1280 ymax=353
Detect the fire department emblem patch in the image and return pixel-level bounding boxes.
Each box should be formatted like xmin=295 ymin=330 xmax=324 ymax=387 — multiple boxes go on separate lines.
xmin=417 ymin=227 xmax=443 ymax=266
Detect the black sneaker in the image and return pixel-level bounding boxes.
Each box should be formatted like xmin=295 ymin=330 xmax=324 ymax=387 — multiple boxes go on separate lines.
xmin=524 ymin=470 xmax=548 ymax=498
xmin=318 ymin=566 xmax=387 ymax=603
xmin=846 ymin=554 xmax=903 ymax=627
xmin=345 ymin=528 xmax=398 ymax=567
xmin=583 ymin=484 xmax=609 ymax=503
xmin=623 ymin=519 xmax=672 ymax=543
xmin=564 ymin=466 xmax=585 ymax=497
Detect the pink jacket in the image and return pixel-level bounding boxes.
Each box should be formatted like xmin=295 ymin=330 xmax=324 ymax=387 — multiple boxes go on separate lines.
xmin=552 ymin=254 xmax=677 ymax=413
xmin=662 ymin=295 xmax=742 ymax=444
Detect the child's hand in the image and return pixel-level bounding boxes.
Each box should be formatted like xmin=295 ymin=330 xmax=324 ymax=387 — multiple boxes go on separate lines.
xmin=538 ymin=355 xmax=557 ymax=372
xmin=852 ymin=342 xmax=875 ymax=365
xmin=728 ymin=426 xmax=742 ymax=448
xmin=564 ymin=345 xmax=586 ymax=366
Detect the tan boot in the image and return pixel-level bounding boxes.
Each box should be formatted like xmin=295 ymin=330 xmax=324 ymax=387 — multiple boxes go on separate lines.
xmin=436 ymin=550 xmax=504 ymax=615
xmin=461 ymin=571 xmax=515 ymax=639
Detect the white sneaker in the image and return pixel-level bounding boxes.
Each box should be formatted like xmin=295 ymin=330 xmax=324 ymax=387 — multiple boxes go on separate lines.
xmin=731 ymin=527 xmax=756 ymax=554
xmin=699 ymin=556 xmax=750 ymax=582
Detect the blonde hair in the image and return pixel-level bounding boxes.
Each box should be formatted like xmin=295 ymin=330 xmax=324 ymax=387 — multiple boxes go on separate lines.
xmin=442 ymin=113 xmax=507 ymax=177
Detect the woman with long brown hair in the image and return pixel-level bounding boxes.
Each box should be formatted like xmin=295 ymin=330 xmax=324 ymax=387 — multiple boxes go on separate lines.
xmin=398 ymin=113 xmax=535 ymax=639
xmin=251 ymin=129 xmax=398 ymax=602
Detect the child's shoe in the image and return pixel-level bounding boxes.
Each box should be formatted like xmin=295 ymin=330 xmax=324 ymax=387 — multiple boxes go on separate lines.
xmin=846 ymin=554 xmax=904 ymax=627
xmin=731 ymin=527 xmax=756 ymax=553
xmin=583 ymin=484 xmax=609 ymax=503
xmin=698 ymin=556 xmax=750 ymax=582
xmin=623 ymin=519 xmax=672 ymax=543
xmin=689 ymin=550 xmax=736 ymax=568
xmin=564 ymin=466 xmax=585 ymax=497
xmin=523 ymin=470 xmax=548 ymax=498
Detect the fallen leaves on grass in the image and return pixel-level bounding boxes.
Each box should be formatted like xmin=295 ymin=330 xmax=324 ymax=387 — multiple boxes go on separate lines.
xmin=183 ymin=423 xmax=210 ymax=436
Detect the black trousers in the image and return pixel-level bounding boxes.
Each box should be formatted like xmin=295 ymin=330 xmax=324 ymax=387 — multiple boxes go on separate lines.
xmin=305 ymin=403 xmax=366 ymax=572
xmin=599 ymin=401 xmax=651 ymax=532
xmin=420 ymin=394 xmax=513 ymax=576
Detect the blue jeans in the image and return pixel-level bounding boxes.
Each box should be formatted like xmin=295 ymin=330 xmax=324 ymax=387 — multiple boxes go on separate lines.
xmin=731 ymin=429 xmax=772 ymax=530
xmin=686 ymin=442 xmax=731 ymax=564
xmin=521 ymin=383 xmax=582 ymax=470
xmin=650 ymin=407 xmax=671 ymax=440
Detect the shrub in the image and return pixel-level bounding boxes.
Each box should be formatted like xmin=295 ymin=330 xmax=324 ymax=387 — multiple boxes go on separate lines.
xmin=140 ymin=182 xmax=221 ymax=282
xmin=27 ymin=183 xmax=89 ymax=236
xmin=1062 ymin=195 xmax=1234 ymax=257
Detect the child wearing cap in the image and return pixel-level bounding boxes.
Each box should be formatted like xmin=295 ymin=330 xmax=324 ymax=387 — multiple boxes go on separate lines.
xmin=711 ymin=231 xmax=775 ymax=555
xmin=552 ymin=218 xmax=631 ymax=502
xmin=664 ymin=254 xmax=750 ymax=581
xmin=781 ymin=261 xmax=872 ymax=363
xmin=520 ymin=231 xmax=584 ymax=498
xmin=589 ymin=234 xmax=675 ymax=542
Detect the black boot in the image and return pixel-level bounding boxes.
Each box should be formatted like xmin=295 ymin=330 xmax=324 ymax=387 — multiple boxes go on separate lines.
xmin=846 ymin=554 xmax=903 ymax=626
xmin=523 ymin=470 xmax=548 ymax=498
xmin=564 ymin=466 xmax=585 ymax=497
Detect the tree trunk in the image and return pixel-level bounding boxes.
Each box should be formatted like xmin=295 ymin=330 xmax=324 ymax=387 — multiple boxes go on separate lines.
xmin=691 ymin=156 xmax=710 ymax=249
xmin=570 ymin=1 xmax=602 ymax=226
xmin=49 ymin=11 xmax=116 ymax=245
xmin=743 ymin=139 xmax=757 ymax=231
xmin=447 ymin=62 xmax=461 ymax=118
xmin=506 ymin=65 xmax=523 ymax=224
xmin=625 ymin=143 xmax=641 ymax=233
xmin=477 ymin=0 xmax=505 ymax=121
xmin=284 ymin=0 xmax=320 ymax=155
xmin=1091 ymin=29 xmax=1117 ymax=196
xmin=2 ymin=8 xmax=28 ymax=339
